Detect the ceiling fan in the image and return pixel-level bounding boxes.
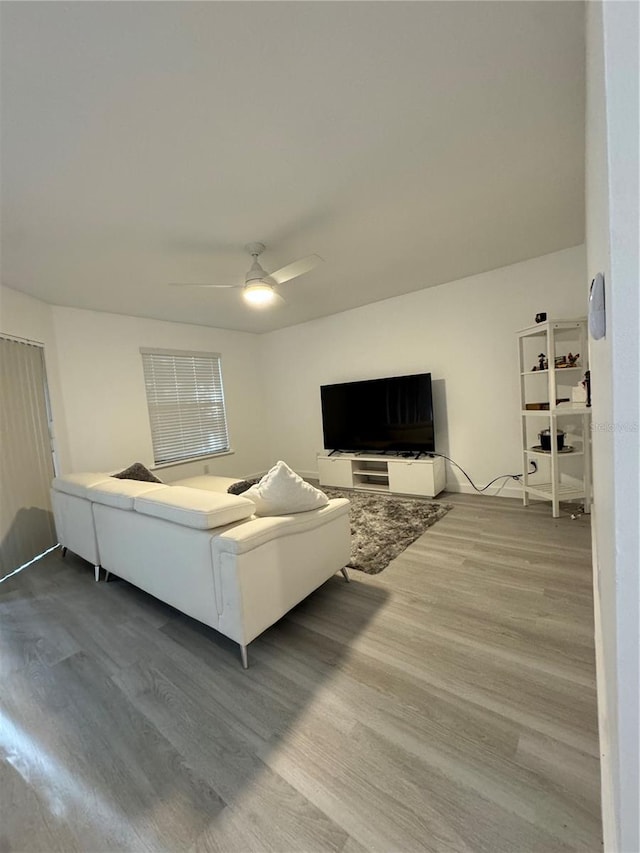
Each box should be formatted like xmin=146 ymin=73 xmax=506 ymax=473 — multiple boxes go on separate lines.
xmin=169 ymin=243 xmax=323 ymax=307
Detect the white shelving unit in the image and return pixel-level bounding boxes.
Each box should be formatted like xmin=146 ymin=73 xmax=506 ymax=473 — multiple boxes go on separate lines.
xmin=517 ymin=319 xmax=592 ymax=517
xmin=317 ymin=452 xmax=446 ymax=498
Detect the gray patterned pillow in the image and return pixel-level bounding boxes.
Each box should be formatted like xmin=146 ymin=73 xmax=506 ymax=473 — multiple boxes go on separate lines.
xmin=227 ymin=477 xmax=260 ymax=495
xmin=113 ymin=462 xmax=163 ymax=483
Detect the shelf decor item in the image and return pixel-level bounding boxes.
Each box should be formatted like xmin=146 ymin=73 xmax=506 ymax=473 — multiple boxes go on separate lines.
xmin=525 ymin=399 xmax=570 ymax=410
xmin=572 ymin=383 xmax=588 ymax=403
xmin=517 ymin=318 xmax=592 ymax=517
xmin=585 ymin=369 xmax=592 ymax=407
xmin=539 ymin=428 xmax=565 ymax=451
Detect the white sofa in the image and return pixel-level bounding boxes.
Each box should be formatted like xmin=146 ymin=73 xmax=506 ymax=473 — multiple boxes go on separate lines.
xmin=51 ymin=472 xmax=351 ymax=667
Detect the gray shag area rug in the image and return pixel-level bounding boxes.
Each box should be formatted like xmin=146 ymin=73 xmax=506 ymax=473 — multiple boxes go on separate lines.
xmin=323 ymin=487 xmax=453 ymax=574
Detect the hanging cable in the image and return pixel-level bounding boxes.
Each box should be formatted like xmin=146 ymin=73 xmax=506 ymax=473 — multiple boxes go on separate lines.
xmin=426 ymin=452 xmax=537 ymax=493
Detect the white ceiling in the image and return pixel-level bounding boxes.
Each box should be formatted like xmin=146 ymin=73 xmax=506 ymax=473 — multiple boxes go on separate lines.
xmin=0 ymin=1 xmax=585 ymax=334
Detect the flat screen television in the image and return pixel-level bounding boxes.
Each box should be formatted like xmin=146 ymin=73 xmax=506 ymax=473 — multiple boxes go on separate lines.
xmin=320 ymin=373 xmax=435 ymax=453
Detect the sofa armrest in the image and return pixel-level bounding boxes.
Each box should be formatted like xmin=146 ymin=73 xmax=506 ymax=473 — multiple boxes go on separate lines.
xmin=211 ymin=498 xmax=350 ymax=556
xmin=210 ymin=498 xmax=351 ymax=646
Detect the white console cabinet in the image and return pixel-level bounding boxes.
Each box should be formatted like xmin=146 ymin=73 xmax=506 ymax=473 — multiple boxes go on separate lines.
xmin=317 ymin=453 xmax=445 ymax=498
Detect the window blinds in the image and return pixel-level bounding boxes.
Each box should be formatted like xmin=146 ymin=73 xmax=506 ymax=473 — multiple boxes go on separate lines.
xmin=140 ymin=349 xmax=230 ymax=465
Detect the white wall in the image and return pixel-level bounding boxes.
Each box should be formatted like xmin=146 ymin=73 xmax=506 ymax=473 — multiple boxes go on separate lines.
xmin=586 ymin=3 xmax=639 ymax=851
xmin=259 ymin=246 xmax=587 ymax=496
xmin=0 ymin=285 xmax=71 ymax=473
xmin=50 ymin=306 xmax=270 ymax=479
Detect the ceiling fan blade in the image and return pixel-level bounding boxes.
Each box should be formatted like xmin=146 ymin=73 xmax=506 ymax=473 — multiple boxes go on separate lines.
xmin=168 ymin=282 xmax=239 ymax=289
xmin=269 ymin=254 xmax=323 ymax=285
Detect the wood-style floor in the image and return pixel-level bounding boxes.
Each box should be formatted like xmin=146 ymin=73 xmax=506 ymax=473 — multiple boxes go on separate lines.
xmin=0 ymin=493 xmax=602 ymax=853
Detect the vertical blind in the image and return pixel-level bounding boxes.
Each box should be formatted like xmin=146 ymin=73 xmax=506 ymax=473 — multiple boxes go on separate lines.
xmin=0 ymin=336 xmax=57 ymax=576
xmin=140 ymin=348 xmax=230 ymax=465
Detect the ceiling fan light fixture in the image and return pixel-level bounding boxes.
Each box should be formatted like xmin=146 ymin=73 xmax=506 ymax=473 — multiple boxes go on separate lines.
xmin=243 ymin=281 xmax=276 ymax=306
xmin=168 ymin=241 xmax=322 ymax=310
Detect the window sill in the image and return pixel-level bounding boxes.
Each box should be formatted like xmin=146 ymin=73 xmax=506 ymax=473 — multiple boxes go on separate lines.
xmin=152 ymin=449 xmax=235 ymax=471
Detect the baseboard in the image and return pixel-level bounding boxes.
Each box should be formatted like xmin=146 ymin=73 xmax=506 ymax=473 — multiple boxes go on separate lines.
xmin=445 ymin=480 xmax=523 ymax=499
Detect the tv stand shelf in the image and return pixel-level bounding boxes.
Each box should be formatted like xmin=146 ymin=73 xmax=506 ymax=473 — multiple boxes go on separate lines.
xmin=317 ymin=452 xmax=445 ymax=498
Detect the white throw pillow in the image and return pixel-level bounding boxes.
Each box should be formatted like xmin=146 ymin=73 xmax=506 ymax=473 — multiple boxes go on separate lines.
xmin=242 ymin=461 xmax=329 ymax=516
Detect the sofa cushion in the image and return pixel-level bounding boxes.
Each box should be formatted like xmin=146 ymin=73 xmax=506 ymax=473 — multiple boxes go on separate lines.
xmin=88 ymin=480 xmax=169 ymax=510
xmin=113 ymin=462 xmax=163 ymax=483
xmin=134 ymin=486 xmax=255 ymax=530
xmin=173 ymin=475 xmax=241 ymax=494
xmin=52 ymin=472 xmax=112 ymax=499
xmin=241 ymin=461 xmax=329 ymax=516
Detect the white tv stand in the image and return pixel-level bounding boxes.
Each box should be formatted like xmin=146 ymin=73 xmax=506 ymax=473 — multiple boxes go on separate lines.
xmin=317 ymin=452 xmax=445 ymax=498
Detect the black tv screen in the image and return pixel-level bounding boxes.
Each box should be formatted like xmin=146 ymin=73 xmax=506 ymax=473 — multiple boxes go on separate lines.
xmin=320 ymin=373 xmax=435 ymax=453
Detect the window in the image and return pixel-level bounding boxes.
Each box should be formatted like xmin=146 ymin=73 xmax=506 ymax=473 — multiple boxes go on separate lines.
xmin=140 ymin=348 xmax=230 ymax=465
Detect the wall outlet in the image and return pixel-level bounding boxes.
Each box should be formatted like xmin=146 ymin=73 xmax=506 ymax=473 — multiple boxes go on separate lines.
xmin=203 ymin=464 xmax=210 ymax=474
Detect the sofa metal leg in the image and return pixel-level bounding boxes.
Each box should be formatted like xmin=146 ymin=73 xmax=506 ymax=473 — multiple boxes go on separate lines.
xmin=94 ymin=565 xmax=101 ymax=582
xmin=61 ymin=546 xmax=67 ymax=558
xmin=104 ymin=571 xmax=111 ymax=583
xmin=340 ymin=567 xmax=351 ymax=583
xmin=240 ymin=645 xmax=249 ymax=669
